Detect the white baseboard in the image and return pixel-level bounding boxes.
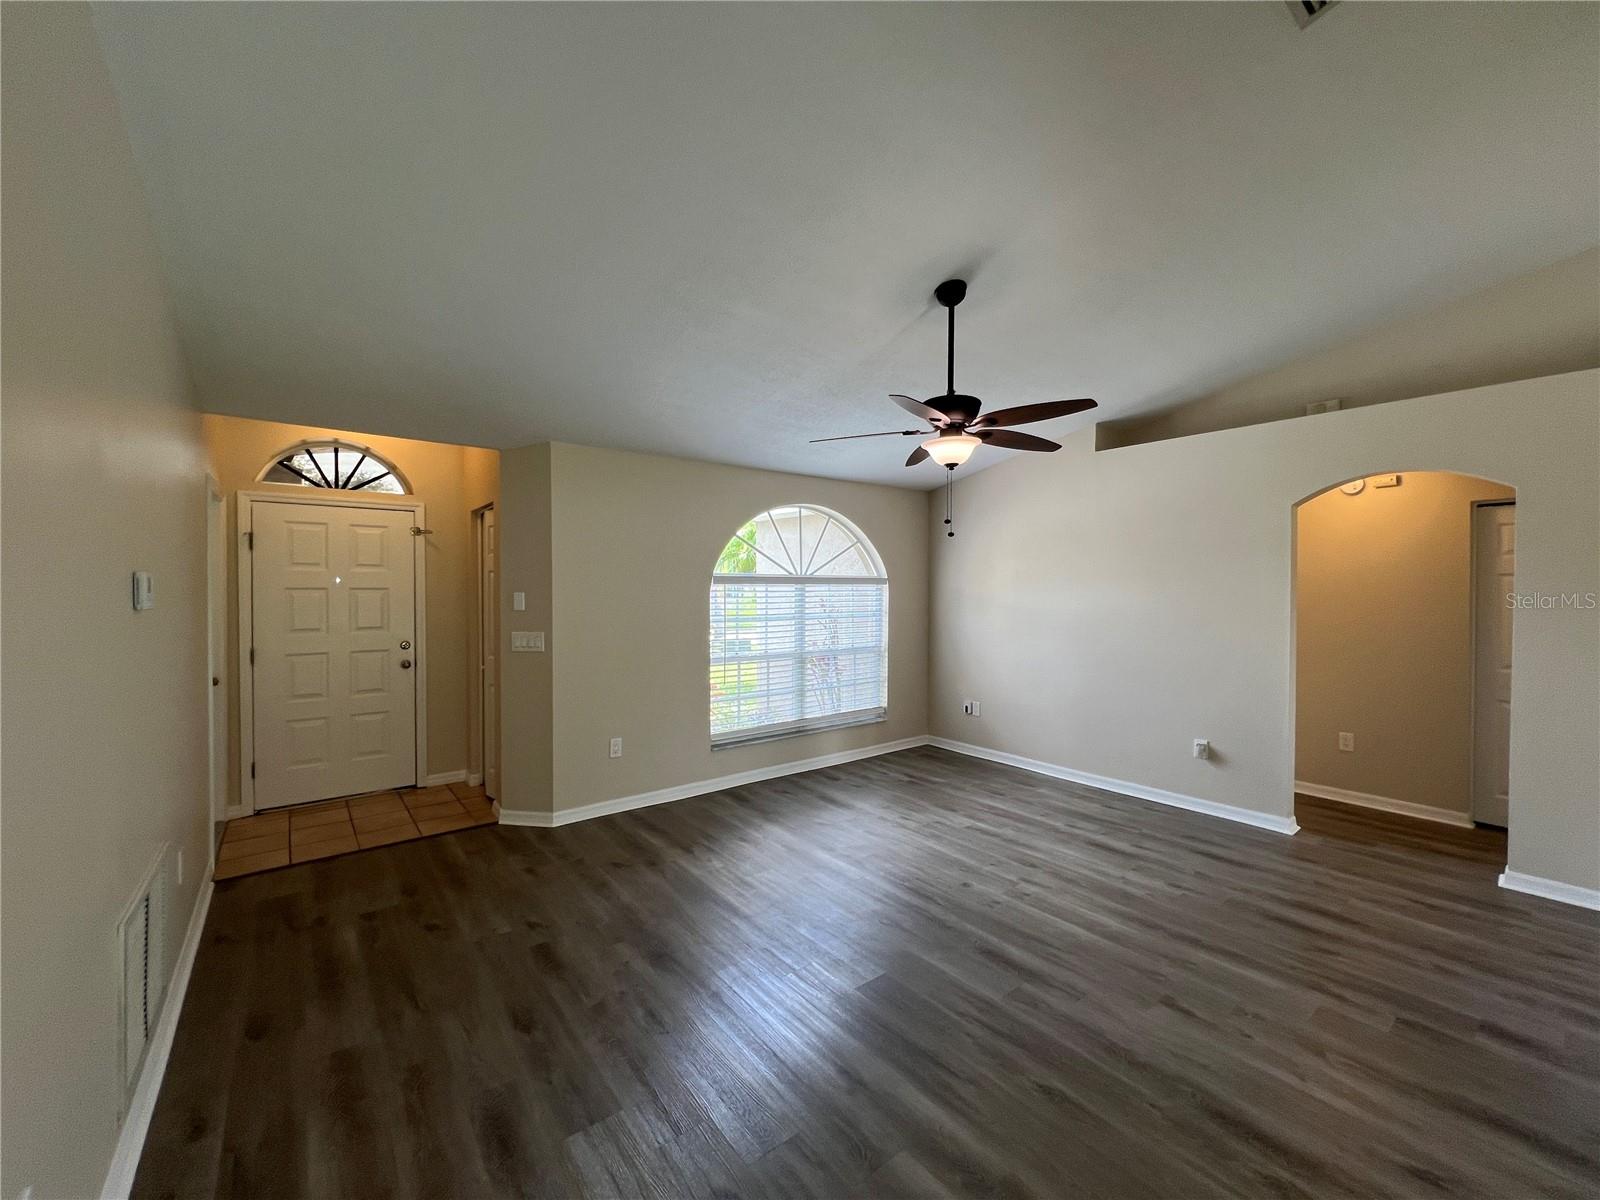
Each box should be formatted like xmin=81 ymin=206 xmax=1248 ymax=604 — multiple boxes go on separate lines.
xmin=101 ymin=877 xmax=214 ymax=1200
xmin=929 ymin=737 xmax=1300 ymax=835
xmin=497 ymin=736 xmax=930 ymax=828
xmin=1498 ymin=869 xmax=1600 ymax=911
xmin=1294 ymin=780 xmax=1475 ymax=828
xmin=422 ymin=769 xmax=468 ymax=787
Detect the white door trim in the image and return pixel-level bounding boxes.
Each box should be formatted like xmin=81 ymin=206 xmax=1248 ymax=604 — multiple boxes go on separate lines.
xmin=237 ymin=489 xmax=429 ymax=813
xmin=474 ymin=503 xmax=499 ymax=800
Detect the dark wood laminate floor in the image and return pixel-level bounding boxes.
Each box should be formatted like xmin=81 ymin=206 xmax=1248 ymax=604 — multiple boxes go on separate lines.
xmin=135 ymin=748 xmax=1599 ymax=1200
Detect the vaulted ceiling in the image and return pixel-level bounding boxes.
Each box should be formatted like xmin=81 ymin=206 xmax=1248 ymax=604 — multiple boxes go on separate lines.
xmin=92 ymin=2 xmax=1598 ymax=487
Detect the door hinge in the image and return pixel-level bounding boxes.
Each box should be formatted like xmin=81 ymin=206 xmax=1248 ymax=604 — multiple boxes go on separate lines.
xmin=250 ymin=761 xmax=256 ymax=779
xmin=246 ymin=530 xmax=253 ymax=551
xmin=249 ymin=646 xmax=255 ymax=665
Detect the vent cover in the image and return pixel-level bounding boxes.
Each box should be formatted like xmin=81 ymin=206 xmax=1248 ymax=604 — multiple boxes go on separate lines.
xmin=1286 ymin=0 xmax=1336 ymax=29
xmin=118 ymin=850 xmax=169 ymax=1105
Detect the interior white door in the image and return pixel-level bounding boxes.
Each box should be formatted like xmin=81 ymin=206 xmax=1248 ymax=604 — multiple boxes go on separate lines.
xmin=207 ymin=488 xmax=229 ymax=822
xmin=480 ymin=506 xmax=499 ymax=800
xmin=252 ymin=500 xmax=417 ymax=809
xmin=1471 ymin=502 xmax=1515 ymax=828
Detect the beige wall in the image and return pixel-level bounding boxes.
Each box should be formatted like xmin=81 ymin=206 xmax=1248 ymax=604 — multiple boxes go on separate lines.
xmin=495 ymin=443 xmax=928 ymax=816
xmin=1 ymin=6 xmax=212 ymax=1196
xmin=201 ymin=414 xmax=498 ymax=802
xmin=1295 ymin=472 xmax=1515 ymax=814
xmin=1102 ymin=248 xmax=1600 ymax=447
xmin=497 ymin=443 xmax=554 ymax=813
xmin=930 ymin=370 xmax=1598 ymax=892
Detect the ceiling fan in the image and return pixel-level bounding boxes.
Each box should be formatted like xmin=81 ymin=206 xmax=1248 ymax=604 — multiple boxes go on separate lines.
xmin=811 ymin=278 xmax=1098 ymax=471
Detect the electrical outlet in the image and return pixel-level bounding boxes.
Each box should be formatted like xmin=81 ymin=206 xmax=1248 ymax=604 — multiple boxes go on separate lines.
xmin=609 ymin=737 xmax=622 ymax=759
xmin=962 ymin=699 xmax=981 ymax=716
xmin=1193 ymin=739 xmax=1210 ymax=760
xmin=1338 ymin=731 xmax=1355 ymax=752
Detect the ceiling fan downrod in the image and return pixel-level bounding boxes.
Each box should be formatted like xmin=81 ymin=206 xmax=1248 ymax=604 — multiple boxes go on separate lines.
xmin=935 ymin=277 xmax=967 ymax=398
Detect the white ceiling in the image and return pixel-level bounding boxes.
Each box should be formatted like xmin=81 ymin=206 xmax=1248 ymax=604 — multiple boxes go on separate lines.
xmin=92 ymin=2 xmax=1598 ymax=488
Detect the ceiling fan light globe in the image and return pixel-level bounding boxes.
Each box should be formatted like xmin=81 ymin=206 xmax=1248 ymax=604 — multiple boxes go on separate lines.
xmin=923 ymin=433 xmax=980 ymax=467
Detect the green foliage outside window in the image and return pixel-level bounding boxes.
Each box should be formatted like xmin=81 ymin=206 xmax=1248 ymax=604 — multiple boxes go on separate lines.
xmin=714 ymin=520 xmax=759 ymax=574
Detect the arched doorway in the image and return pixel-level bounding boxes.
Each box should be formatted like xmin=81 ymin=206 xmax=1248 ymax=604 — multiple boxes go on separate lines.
xmin=1290 ymin=470 xmax=1515 ymax=866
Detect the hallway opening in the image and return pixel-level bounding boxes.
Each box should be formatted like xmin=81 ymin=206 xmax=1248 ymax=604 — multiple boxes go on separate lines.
xmin=1291 ymin=470 xmax=1516 ymax=863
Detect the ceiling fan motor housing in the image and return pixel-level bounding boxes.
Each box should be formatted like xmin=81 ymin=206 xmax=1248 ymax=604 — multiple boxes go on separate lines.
xmin=928 ymin=393 xmax=982 ymax=424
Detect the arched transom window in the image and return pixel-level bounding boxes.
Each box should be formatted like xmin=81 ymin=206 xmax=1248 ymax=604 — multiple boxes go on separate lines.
xmin=259 ymin=440 xmax=409 ymax=494
xmin=710 ymin=505 xmax=888 ymax=746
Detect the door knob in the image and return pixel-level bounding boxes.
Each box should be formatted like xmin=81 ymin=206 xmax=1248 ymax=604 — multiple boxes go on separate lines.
xmin=400 ymin=658 xmax=413 ymax=669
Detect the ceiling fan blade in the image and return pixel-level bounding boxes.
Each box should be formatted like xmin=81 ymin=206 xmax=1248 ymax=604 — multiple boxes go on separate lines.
xmin=810 ymin=430 xmax=922 ymax=443
xmin=905 ymin=445 xmax=930 ymax=466
xmin=890 ymin=393 xmax=947 ymax=425
xmin=970 ymin=398 xmax=1097 ymax=428
xmin=974 ymin=428 xmax=1061 ymax=452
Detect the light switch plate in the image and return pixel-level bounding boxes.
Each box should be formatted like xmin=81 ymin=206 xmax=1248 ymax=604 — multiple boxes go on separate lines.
xmin=512 ymin=591 xmax=526 ymax=612
xmin=511 ymin=631 xmax=545 ymax=652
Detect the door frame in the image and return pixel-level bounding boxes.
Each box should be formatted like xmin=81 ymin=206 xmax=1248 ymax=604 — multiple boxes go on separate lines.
xmin=1468 ymin=497 xmax=1516 ymax=827
xmin=236 ymin=489 xmax=429 ymax=814
xmin=472 ymin=503 xmax=499 ymax=798
xmin=205 ymin=475 xmax=231 ymax=854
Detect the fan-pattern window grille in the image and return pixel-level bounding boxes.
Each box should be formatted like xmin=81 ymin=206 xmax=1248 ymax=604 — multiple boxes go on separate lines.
xmin=710 ymin=505 xmax=888 ymax=746
xmin=260 ymin=441 xmax=407 ymax=494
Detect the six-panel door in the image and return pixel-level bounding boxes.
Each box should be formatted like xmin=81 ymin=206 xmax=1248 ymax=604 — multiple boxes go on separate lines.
xmin=252 ymin=501 xmax=418 ymax=808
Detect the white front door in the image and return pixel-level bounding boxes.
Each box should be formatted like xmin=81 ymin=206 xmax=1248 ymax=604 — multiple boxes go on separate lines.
xmin=479 ymin=506 xmax=500 ymax=800
xmin=1471 ymin=502 xmax=1515 ymax=828
xmin=251 ymin=500 xmax=417 ymax=809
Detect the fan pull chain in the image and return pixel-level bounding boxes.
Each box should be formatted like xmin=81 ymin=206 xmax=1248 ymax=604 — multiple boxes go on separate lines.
xmin=944 ymin=469 xmax=955 ymax=538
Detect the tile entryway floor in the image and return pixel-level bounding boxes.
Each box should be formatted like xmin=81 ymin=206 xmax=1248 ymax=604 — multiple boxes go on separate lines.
xmin=214 ymin=782 xmax=496 ymax=880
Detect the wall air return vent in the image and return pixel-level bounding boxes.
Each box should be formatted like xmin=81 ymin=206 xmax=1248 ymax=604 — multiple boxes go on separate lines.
xmin=118 ymin=847 xmax=170 ymax=1108
xmin=1287 ymin=0 xmax=1336 ymax=29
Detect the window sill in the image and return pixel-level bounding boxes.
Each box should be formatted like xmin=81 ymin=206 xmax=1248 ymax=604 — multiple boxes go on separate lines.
xmin=710 ymin=710 xmax=887 ymax=751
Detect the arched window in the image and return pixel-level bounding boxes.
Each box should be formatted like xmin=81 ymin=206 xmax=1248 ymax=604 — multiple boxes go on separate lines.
xmin=710 ymin=505 xmax=888 ymax=746
xmin=258 ymin=439 xmax=409 ymax=494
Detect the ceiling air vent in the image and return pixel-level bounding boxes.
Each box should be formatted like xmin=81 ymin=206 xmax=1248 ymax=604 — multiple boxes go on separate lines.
xmin=1286 ymin=0 xmax=1336 ymax=29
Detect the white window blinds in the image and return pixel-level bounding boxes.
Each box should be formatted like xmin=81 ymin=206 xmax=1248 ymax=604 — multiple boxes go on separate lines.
xmin=709 ymin=506 xmax=888 ymax=746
